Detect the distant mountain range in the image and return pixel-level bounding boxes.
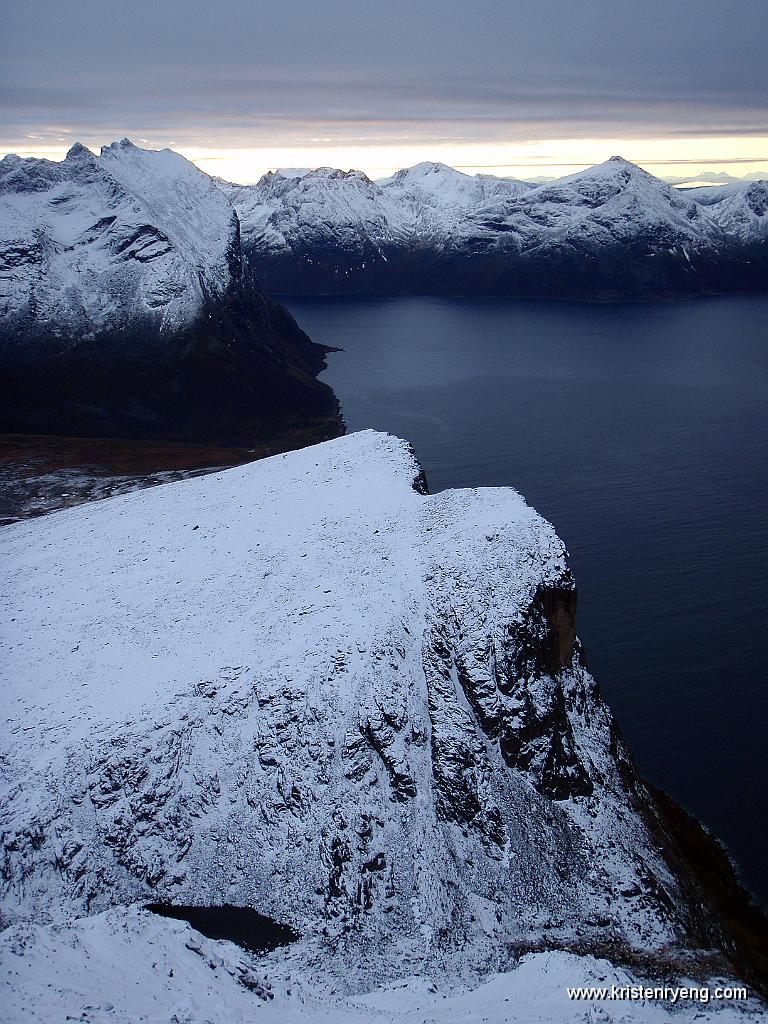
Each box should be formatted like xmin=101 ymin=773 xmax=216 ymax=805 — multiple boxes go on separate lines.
xmin=664 ymin=170 xmax=768 ymax=186
xmin=1 ymin=141 xmax=766 ymax=440
xmin=222 ymin=156 xmax=768 ymax=299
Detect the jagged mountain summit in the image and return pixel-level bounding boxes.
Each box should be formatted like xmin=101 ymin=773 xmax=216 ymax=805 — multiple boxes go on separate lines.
xmin=221 ymin=161 xmax=534 ymax=259
xmin=0 ymin=139 xmax=341 ymax=444
xmin=223 ymin=155 xmax=768 ymax=298
xmin=683 ymin=180 xmax=768 ymax=243
xmin=377 ymin=160 xmax=534 ymax=207
xmin=1 ymin=432 xmax=764 ymax=1019
xmin=3 ymin=144 xmax=764 ymax=418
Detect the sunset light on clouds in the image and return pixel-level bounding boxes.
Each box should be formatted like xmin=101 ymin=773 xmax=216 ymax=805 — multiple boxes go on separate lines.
xmin=3 ymin=0 xmax=765 ymax=182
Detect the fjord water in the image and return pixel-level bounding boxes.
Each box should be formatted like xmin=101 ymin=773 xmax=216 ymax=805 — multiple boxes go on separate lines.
xmin=286 ymin=294 xmax=768 ymax=904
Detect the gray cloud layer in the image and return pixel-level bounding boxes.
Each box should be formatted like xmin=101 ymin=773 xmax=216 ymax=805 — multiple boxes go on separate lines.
xmin=2 ymin=0 xmax=766 ymax=147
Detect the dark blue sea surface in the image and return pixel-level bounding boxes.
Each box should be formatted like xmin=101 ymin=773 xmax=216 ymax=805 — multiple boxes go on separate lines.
xmin=285 ymin=294 xmax=768 ymax=903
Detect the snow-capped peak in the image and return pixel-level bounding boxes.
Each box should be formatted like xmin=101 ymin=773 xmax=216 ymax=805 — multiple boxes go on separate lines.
xmin=380 ymin=160 xmax=467 ymax=184
xmin=273 ymin=166 xmax=315 ymax=178
xmin=65 ymin=141 xmax=94 ymax=161
xmin=516 ymin=155 xmax=706 ymax=234
xmin=553 ymin=155 xmax=655 ymax=187
xmin=100 ymin=137 xmax=138 ymax=155
xmin=376 ymin=161 xmax=533 ymax=219
xmin=216 ymin=148 xmax=768 ymax=296
xmin=0 ymin=139 xmax=238 ymax=342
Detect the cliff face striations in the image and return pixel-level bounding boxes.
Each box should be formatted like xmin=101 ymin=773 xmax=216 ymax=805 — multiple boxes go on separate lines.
xmin=2 ymin=433 xmax=756 ymax=986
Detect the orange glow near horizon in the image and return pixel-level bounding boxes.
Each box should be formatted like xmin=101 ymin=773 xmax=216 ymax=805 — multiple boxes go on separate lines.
xmin=5 ymin=135 xmax=767 ymax=184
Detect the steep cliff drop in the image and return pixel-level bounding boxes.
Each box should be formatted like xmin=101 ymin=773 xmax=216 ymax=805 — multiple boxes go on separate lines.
xmin=1 ymin=432 xmax=765 ymax=1021
xmin=0 ymin=141 xmax=342 ymax=447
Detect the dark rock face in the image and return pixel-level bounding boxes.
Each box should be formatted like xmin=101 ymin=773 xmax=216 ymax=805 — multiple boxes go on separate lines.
xmin=427 ymin=577 xmax=594 ymax=816
xmin=497 ymin=585 xmax=594 ymax=801
xmin=0 ymin=271 xmax=342 ymax=447
xmin=249 ymin=235 xmax=768 ymax=301
xmin=509 ymin=584 xmax=579 ymax=679
xmin=645 ymin=785 xmax=768 ymax=997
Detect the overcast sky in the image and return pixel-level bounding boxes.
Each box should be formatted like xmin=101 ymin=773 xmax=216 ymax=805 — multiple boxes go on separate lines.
xmin=2 ymin=0 xmax=766 ymax=181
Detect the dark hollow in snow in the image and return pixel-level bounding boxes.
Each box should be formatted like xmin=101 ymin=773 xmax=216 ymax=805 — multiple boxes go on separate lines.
xmin=146 ymin=904 xmax=300 ymax=954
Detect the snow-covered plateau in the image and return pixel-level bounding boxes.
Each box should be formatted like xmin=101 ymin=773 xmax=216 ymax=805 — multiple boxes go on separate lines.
xmin=1 ymin=430 xmax=765 ymax=1021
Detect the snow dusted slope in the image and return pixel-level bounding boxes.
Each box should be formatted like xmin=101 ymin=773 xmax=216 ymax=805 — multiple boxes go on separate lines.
xmin=221 ymin=167 xmax=397 ymax=287
xmin=378 ymin=161 xmax=532 ymax=219
xmin=223 ymin=167 xmax=391 ymax=252
xmin=0 ymin=140 xmax=235 ymax=339
xmin=221 ymin=161 xmax=531 ymax=262
xmin=221 ymin=161 xmax=540 ymax=292
xmin=2 ymin=907 xmax=762 ymax=1024
xmin=0 ymin=431 xmax=751 ymax=987
xmin=688 ymin=180 xmax=768 ymax=243
xmin=0 ymin=141 xmax=341 ymax=443
xmin=487 ymin=157 xmax=712 ymax=252
xmin=228 ymin=157 xmax=768 ymax=297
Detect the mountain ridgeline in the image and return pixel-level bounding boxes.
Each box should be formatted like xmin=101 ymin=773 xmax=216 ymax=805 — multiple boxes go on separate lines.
xmin=0 ymin=140 xmax=341 ymax=446
xmin=1 ymin=141 xmax=766 ymax=443
xmin=223 ymin=158 xmax=768 ymax=299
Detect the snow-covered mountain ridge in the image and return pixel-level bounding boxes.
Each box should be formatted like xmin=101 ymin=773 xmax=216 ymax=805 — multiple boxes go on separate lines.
xmin=221 ymin=156 xmax=768 ymax=298
xmin=682 ymin=180 xmax=768 ymax=242
xmin=2 ymin=140 xmax=765 ymax=434
xmin=0 ymin=140 xmax=341 ymax=444
xmin=2 ymin=431 xmax=764 ymax=1020
xmin=0 ymin=139 xmax=236 ymax=339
